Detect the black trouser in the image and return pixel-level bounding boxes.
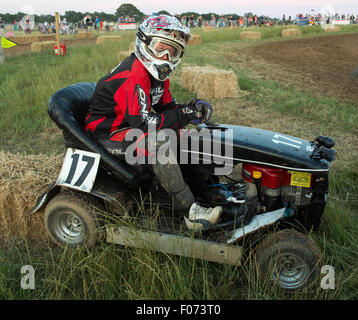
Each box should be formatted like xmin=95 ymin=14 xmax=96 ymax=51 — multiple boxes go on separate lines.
xmin=97 ymin=131 xmax=196 ymax=210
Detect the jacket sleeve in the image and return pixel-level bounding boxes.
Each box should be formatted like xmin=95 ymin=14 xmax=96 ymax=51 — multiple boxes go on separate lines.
xmin=113 ymin=76 xmax=187 ymax=132
xmin=152 ymin=79 xmax=186 ymax=113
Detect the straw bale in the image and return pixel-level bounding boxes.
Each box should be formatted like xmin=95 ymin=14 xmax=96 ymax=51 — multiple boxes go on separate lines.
xmin=129 ymin=41 xmax=135 ymax=51
xmin=188 ymin=35 xmax=201 ymax=46
xmin=0 ymin=151 xmax=64 ymax=240
xmin=240 ymin=31 xmax=262 ymax=40
xmin=77 ymin=32 xmax=94 ymax=39
xmin=202 ymin=26 xmax=216 ymax=32
xmin=96 ymin=35 xmax=121 ymax=45
xmin=325 ymin=26 xmax=341 ymax=32
xmin=118 ymin=50 xmax=132 ymax=62
xmin=37 ymin=35 xmax=56 ymax=42
xmin=8 ymin=35 xmax=40 ymax=43
xmin=282 ymin=28 xmax=302 ymax=37
xmin=180 ymin=65 xmax=240 ymax=99
xmin=30 ymin=41 xmax=57 ymax=53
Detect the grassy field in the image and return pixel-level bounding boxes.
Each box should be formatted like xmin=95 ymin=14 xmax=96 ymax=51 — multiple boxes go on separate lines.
xmin=0 ymin=25 xmax=358 ymax=300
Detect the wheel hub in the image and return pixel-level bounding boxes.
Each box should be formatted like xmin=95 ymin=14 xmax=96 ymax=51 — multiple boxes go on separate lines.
xmin=55 ymin=211 xmax=85 ymax=244
xmin=272 ymin=253 xmax=310 ymax=290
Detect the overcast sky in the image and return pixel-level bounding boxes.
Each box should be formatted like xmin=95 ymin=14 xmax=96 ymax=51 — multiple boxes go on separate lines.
xmin=0 ymin=0 xmax=357 ymax=18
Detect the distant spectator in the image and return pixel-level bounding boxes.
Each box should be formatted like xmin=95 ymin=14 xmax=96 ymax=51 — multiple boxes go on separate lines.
xmin=0 ymin=17 xmax=5 ymax=30
xmin=95 ymin=16 xmax=100 ymax=31
xmin=86 ymin=15 xmax=93 ymax=31
xmin=14 ymin=20 xmax=18 ymax=31
xmin=210 ymin=15 xmax=216 ymax=27
xmin=197 ymin=15 xmax=203 ymax=27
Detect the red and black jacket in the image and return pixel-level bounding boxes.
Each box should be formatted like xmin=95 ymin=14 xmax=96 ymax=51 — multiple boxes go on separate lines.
xmin=84 ymin=53 xmax=187 ymax=139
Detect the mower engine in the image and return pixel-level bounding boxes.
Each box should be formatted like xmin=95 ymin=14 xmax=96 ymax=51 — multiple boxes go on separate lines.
xmin=242 ymin=163 xmax=325 ymax=213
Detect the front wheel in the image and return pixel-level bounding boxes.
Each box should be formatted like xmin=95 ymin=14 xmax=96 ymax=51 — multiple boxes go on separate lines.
xmin=44 ymin=191 xmax=104 ymax=248
xmin=254 ymin=229 xmax=322 ymax=290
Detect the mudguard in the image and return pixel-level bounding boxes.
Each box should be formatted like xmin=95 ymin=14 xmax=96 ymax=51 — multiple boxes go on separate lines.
xmin=28 ymin=179 xmax=121 ymax=216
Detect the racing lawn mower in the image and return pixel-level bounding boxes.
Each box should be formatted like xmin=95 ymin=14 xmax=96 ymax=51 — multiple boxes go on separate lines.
xmin=30 ymin=82 xmax=336 ymax=290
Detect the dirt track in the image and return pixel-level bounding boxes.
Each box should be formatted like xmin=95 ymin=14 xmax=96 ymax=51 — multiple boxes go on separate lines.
xmin=250 ymin=33 xmax=358 ymax=101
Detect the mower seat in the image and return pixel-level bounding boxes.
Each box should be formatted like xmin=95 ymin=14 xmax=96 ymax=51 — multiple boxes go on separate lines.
xmin=47 ymin=82 xmax=139 ymax=185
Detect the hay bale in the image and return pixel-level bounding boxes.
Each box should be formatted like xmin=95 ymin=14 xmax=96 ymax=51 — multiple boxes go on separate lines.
xmin=96 ymin=35 xmax=121 ymax=45
xmin=180 ymin=65 xmax=240 ymax=99
xmin=282 ymin=28 xmax=302 ymax=37
xmin=8 ymin=35 xmax=40 ymax=43
xmin=0 ymin=151 xmax=63 ymax=240
xmin=202 ymin=26 xmax=216 ymax=32
xmin=77 ymin=32 xmax=94 ymax=39
xmin=188 ymin=35 xmax=201 ymax=46
xmin=325 ymin=26 xmax=341 ymax=32
xmin=37 ymin=35 xmax=56 ymax=42
xmin=240 ymin=31 xmax=262 ymax=40
xmin=30 ymin=41 xmax=57 ymax=53
xmin=129 ymin=41 xmax=135 ymax=51
xmin=118 ymin=50 xmax=132 ymax=62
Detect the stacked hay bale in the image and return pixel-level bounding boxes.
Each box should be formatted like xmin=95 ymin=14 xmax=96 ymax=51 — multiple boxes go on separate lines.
xmin=8 ymin=35 xmax=56 ymax=44
xmin=325 ymin=26 xmax=341 ymax=32
xmin=96 ymin=35 xmax=121 ymax=45
xmin=118 ymin=50 xmax=132 ymax=62
xmin=31 ymin=41 xmax=57 ymax=53
xmin=282 ymin=28 xmax=302 ymax=37
xmin=180 ymin=65 xmax=240 ymax=99
xmin=0 ymin=151 xmax=63 ymax=240
xmin=240 ymin=31 xmax=262 ymax=40
xmin=188 ymin=35 xmax=201 ymax=46
xmin=77 ymin=32 xmax=94 ymax=39
xmin=117 ymin=41 xmax=135 ymax=61
xmin=202 ymin=26 xmax=216 ymax=32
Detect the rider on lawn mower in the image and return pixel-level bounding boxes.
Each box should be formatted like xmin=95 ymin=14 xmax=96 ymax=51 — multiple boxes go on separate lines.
xmin=84 ymin=14 xmax=222 ymax=230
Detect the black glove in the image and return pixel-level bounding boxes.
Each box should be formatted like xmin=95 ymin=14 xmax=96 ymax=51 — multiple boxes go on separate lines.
xmin=182 ymin=100 xmax=212 ymax=125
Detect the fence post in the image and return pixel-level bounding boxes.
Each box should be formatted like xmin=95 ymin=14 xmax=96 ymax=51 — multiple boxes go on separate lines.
xmin=55 ymin=12 xmax=61 ymax=55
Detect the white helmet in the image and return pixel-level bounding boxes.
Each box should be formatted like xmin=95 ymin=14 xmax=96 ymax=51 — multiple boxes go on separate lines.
xmin=134 ymin=14 xmax=191 ymax=81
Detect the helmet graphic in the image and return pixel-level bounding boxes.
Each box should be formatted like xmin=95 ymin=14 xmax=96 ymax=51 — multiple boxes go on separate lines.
xmin=134 ymin=15 xmax=192 ymax=81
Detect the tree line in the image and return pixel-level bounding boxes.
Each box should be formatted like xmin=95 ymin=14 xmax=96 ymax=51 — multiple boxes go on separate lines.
xmin=0 ymin=3 xmax=257 ymax=24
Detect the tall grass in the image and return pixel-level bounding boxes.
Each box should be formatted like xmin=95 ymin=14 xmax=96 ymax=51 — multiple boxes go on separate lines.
xmin=0 ymin=26 xmax=357 ymax=300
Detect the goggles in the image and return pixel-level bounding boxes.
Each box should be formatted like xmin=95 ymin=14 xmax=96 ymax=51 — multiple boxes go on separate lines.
xmin=147 ymin=37 xmax=184 ymax=62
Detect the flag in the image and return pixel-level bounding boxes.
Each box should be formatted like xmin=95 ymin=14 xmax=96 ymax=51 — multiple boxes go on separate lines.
xmin=1 ymin=37 xmax=18 ymax=49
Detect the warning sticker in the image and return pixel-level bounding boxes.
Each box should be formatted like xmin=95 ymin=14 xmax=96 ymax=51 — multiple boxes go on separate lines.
xmin=290 ymin=171 xmax=312 ymax=188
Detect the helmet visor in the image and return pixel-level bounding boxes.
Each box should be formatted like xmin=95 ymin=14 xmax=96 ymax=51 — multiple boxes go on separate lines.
xmin=147 ymin=37 xmax=184 ymax=62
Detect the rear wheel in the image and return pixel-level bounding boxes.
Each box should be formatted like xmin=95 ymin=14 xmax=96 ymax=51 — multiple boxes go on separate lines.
xmin=254 ymin=229 xmax=322 ymax=290
xmin=44 ymin=191 xmax=104 ymax=248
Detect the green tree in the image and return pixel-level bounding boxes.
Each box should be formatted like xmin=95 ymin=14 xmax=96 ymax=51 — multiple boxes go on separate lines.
xmin=180 ymin=11 xmax=200 ymax=19
xmin=115 ymin=3 xmax=145 ymax=21
xmin=244 ymin=12 xmax=254 ymax=17
xmin=201 ymin=13 xmax=219 ymax=21
xmin=64 ymin=11 xmax=84 ymax=23
xmin=158 ymin=10 xmax=171 ymax=16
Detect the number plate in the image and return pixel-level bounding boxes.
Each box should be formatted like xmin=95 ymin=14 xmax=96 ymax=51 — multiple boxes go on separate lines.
xmin=57 ymin=149 xmax=101 ymax=192
xmin=290 ymin=171 xmax=312 ymax=188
